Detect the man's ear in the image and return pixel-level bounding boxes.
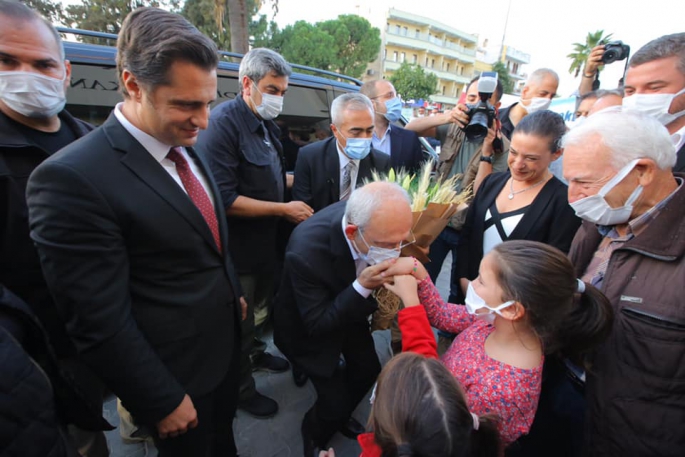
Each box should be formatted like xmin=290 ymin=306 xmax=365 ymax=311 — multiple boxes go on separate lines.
xmin=122 ymin=70 xmax=143 ymax=102
xmin=62 ymin=60 xmax=72 ymax=91
xmin=344 ymin=224 xmax=358 ymax=241
xmin=635 ymin=158 xmax=658 ymax=188
xmin=241 ymin=75 xmax=252 ymax=96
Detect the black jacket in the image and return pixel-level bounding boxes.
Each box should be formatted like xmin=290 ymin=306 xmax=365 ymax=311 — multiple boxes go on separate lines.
xmin=387 ymin=125 xmax=424 ymax=173
xmin=0 ymin=110 xmax=93 ymax=356
xmin=292 ymin=137 xmax=391 ymax=212
xmin=274 ymin=202 xmax=379 ymax=378
xmin=457 ymin=171 xmax=581 ymax=280
xmin=0 ymin=285 xmax=111 ymax=457
xmin=27 ymin=114 xmax=242 ymax=425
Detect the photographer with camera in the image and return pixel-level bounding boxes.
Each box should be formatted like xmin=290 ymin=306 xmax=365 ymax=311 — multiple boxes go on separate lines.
xmin=405 ymin=73 xmax=508 ymax=304
xmin=578 ymin=41 xmax=631 ymax=96
xmin=622 ymin=32 xmax=685 ymax=172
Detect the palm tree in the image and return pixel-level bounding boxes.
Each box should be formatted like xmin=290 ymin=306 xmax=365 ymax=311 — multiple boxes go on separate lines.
xmin=567 ymin=30 xmax=613 ymax=77
xmin=212 ymin=0 xmax=278 ymax=54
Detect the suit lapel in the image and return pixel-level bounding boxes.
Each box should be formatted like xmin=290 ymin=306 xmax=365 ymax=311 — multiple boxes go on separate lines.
xmin=103 ymin=115 xmax=220 ymax=255
xmin=325 ymin=139 xmax=341 ymax=202
xmin=329 ymin=203 xmax=357 ymax=288
xmin=389 ymin=127 xmax=401 ymax=169
xmin=357 ymin=150 xmax=378 ymax=185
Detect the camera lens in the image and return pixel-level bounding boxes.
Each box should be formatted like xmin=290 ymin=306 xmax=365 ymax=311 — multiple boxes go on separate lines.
xmin=603 ymin=50 xmax=618 ymax=64
xmin=465 ymin=112 xmax=489 ymax=141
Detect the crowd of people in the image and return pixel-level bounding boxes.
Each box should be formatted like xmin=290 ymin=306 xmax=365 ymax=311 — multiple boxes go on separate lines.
xmin=1 ymin=1 xmax=684 ymax=457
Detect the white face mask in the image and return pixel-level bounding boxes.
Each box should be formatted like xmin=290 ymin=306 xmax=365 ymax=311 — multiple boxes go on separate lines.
xmin=464 ymin=282 xmax=515 ymax=325
xmin=521 ymin=96 xmax=552 ymax=114
xmin=0 ymin=70 xmax=67 ymax=118
xmin=570 ymin=159 xmax=643 ymax=226
xmin=251 ymin=82 xmax=284 ymax=120
xmin=356 ymin=229 xmax=401 ymax=265
xmin=622 ymin=87 xmax=685 ymax=126
xmin=567 ymin=115 xmax=587 ymax=130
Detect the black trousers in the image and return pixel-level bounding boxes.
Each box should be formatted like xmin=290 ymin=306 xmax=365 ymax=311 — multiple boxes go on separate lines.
xmin=303 ymin=326 xmax=381 ymax=447
xmin=151 ymin=349 xmax=240 ymax=457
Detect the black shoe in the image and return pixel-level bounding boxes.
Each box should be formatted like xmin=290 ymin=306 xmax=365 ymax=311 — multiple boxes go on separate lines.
xmin=292 ymin=367 xmax=309 ymax=387
xmin=252 ymin=352 xmax=290 ymax=373
xmin=338 ymin=417 xmax=365 ymax=440
xmin=238 ymin=392 xmax=278 ymax=418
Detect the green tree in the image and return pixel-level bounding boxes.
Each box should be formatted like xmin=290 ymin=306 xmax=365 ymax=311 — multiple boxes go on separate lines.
xmin=492 ymin=61 xmax=514 ymax=94
xmin=21 ymin=0 xmax=63 ymax=23
xmin=567 ymin=30 xmax=613 ymax=77
xmin=61 ymin=0 xmax=179 ymax=43
xmin=389 ymin=62 xmax=438 ymax=102
xmin=319 ymin=15 xmax=380 ymax=78
xmin=270 ymin=21 xmax=337 ymax=71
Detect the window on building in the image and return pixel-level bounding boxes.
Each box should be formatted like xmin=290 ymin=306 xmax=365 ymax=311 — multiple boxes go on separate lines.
xmin=442 ymin=86 xmax=446 ymax=95
xmin=384 ymin=48 xmax=387 ymax=59
xmin=393 ymin=51 xmax=398 ymax=62
xmin=460 ymin=66 xmax=464 ymax=75
xmin=403 ymin=26 xmax=408 ymax=36
xmin=400 ymin=52 xmax=406 ymax=63
xmin=412 ymin=54 xmax=418 ymax=64
xmin=446 ymin=63 xmax=450 ymax=72
xmin=395 ymin=25 xmax=401 ymax=34
xmin=431 ymin=59 xmax=435 ymax=68
xmin=425 ymin=57 xmax=429 ymax=66
xmin=415 ymin=29 xmax=420 ymax=38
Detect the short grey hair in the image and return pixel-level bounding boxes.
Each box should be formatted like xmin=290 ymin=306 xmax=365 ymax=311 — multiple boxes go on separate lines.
xmin=630 ymin=32 xmax=685 ymax=75
xmin=0 ymin=0 xmax=64 ymax=61
xmin=594 ymin=88 xmax=625 ymax=98
xmin=527 ymin=68 xmax=560 ymax=86
xmin=345 ymin=182 xmax=410 ymax=230
xmin=331 ymin=93 xmax=374 ymax=126
xmin=561 ymin=109 xmax=676 ymax=170
xmin=239 ymin=48 xmax=292 ymax=84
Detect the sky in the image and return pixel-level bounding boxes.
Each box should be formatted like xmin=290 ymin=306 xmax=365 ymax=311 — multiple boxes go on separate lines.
xmin=263 ymin=0 xmax=684 ymax=96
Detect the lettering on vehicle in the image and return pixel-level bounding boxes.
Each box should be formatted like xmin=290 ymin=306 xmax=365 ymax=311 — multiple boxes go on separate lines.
xmin=620 ymin=295 xmax=643 ymax=304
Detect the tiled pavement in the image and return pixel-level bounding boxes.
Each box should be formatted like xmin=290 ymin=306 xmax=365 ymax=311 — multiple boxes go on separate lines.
xmin=104 ymin=254 xmax=453 ymax=457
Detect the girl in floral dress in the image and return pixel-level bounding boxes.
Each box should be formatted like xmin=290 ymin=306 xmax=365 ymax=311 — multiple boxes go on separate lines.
xmin=383 ymin=240 xmax=612 ymax=447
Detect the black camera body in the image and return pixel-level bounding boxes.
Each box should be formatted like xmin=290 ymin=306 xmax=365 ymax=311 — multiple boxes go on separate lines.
xmin=464 ymin=71 xmax=498 ymax=141
xmin=602 ymin=41 xmax=630 ymax=64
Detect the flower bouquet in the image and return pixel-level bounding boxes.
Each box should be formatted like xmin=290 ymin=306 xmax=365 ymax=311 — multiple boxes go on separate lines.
xmin=366 ymin=161 xmax=472 ymax=330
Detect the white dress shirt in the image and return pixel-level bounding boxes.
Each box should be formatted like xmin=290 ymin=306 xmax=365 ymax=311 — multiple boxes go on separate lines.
xmin=114 ymin=103 xmax=216 ymax=209
xmin=371 ymin=125 xmax=392 ymax=156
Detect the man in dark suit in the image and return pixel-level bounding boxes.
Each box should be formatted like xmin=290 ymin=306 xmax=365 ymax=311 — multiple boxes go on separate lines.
xmin=360 ymin=80 xmax=424 ymax=173
xmin=292 ymin=92 xmax=391 ymax=212
xmin=26 ymin=8 xmax=243 ymax=456
xmin=275 ymin=181 xmax=414 ymax=455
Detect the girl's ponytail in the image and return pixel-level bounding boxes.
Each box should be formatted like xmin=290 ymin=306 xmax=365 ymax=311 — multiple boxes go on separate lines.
xmin=470 ymin=413 xmax=500 ymax=457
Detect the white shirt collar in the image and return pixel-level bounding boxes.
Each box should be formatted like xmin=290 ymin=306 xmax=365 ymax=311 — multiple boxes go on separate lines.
xmin=114 ymin=102 xmax=178 ymax=161
xmin=671 ymin=124 xmax=685 ymax=152
xmin=372 ymin=124 xmax=392 ymax=141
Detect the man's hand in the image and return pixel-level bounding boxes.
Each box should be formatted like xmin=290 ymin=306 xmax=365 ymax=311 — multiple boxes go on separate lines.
xmin=239 ymin=296 xmax=248 ymax=321
xmin=460 ymin=277 xmax=469 ymax=295
xmin=156 ymin=394 xmax=198 ymax=439
xmin=447 ymin=104 xmax=470 ymax=128
xmin=282 ymin=201 xmax=314 ymax=224
xmin=481 ymin=127 xmax=497 ymax=157
xmin=358 ymin=259 xmax=396 ymax=289
xmin=585 ymin=45 xmax=605 ymax=76
xmin=286 ymin=173 xmax=294 ymax=189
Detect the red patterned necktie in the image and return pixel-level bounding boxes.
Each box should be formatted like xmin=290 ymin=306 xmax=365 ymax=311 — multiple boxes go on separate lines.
xmin=166 ymin=147 xmax=222 ymax=252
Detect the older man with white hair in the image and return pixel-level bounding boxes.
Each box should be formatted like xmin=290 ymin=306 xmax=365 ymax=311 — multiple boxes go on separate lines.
xmin=562 ymin=110 xmax=684 ymax=457
xmin=275 ymin=181 xmax=414 ymax=456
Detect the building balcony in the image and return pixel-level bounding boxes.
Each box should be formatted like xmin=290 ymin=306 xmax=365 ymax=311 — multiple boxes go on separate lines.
xmin=505 ymin=47 xmax=530 ymax=64
xmin=383 ymin=59 xmax=473 ymax=85
xmin=386 ymin=30 xmax=476 ymax=64
xmin=387 ymin=8 xmax=478 ymax=45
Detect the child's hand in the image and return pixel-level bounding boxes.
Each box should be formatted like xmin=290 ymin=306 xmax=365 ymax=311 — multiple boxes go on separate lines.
xmin=384 ymin=274 xmax=420 ymax=306
xmin=319 ymin=448 xmax=335 ymax=457
xmin=382 ymin=256 xmax=428 ymax=280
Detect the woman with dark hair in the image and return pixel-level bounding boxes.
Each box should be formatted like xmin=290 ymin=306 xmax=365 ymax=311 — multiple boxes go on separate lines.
xmin=382 ymin=241 xmax=613 ymax=448
xmin=456 ymin=110 xmax=581 ymax=294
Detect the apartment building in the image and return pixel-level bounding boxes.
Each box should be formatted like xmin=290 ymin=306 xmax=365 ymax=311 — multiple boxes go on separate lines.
xmin=363 ymin=8 xmax=478 ymax=109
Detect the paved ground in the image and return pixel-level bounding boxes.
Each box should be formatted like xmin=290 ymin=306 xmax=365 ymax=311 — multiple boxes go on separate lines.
xmin=104 ymin=254 xmax=453 ymax=457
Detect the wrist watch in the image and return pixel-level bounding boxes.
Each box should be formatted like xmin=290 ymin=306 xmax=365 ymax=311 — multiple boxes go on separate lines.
xmin=479 ymin=155 xmax=493 ymax=164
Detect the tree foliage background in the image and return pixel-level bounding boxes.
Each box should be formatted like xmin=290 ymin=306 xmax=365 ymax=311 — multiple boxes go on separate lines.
xmin=389 ymin=62 xmax=438 ymax=101
xmin=567 ymin=30 xmax=613 ymax=77
xmin=24 ymin=0 xmax=380 ymax=79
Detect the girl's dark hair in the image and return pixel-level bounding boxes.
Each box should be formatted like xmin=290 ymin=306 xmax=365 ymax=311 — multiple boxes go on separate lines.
xmin=369 ymin=352 xmax=500 ymax=457
xmin=491 ymin=240 xmax=614 ymax=367
xmin=513 ymin=109 xmax=568 ymax=152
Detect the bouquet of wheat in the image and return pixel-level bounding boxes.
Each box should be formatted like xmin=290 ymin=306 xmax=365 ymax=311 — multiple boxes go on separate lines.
xmin=367 ymin=161 xmax=472 ymax=330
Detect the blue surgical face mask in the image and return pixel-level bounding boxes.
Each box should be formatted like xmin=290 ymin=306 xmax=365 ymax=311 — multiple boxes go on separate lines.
xmin=337 ymin=130 xmax=371 ymax=160
xmin=383 ymin=97 xmax=403 ymax=122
